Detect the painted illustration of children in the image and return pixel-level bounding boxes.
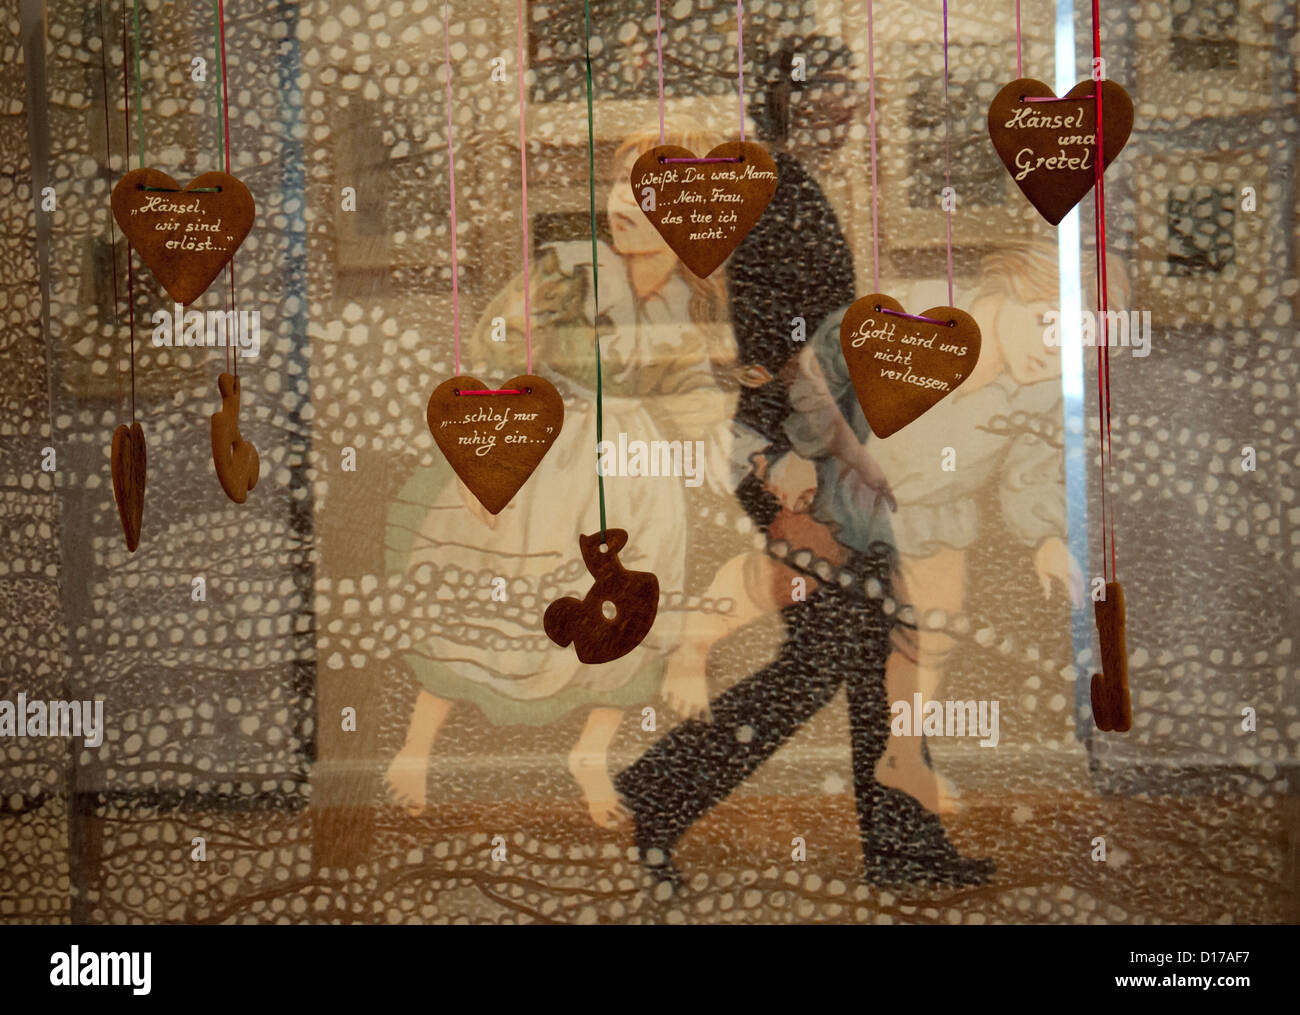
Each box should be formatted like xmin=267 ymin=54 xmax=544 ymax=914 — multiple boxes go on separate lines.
xmin=382 ymin=120 xmax=752 ymax=828
xmin=789 ymin=243 xmax=1130 ymax=813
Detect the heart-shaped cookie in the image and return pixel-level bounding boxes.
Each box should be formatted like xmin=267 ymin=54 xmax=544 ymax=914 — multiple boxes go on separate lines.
xmin=629 ymin=141 xmax=778 ymax=278
xmin=426 ymin=374 xmax=563 ymax=515
xmin=987 ymin=77 xmax=1133 ymax=225
xmin=839 ymin=294 xmax=981 ymax=439
xmin=111 ymin=168 xmax=254 ymax=305
xmin=110 ymin=421 xmax=146 ymax=552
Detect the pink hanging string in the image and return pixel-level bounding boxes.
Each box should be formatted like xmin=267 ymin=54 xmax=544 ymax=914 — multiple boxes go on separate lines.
xmin=656 ymin=0 xmax=665 ymax=144
xmin=516 ymin=0 xmax=532 ymax=374
xmin=867 ymin=0 xmax=879 ymax=291
xmin=1015 ymin=0 xmax=1022 ymax=78
xmin=736 ymin=0 xmax=746 ymax=141
xmin=942 ymin=0 xmax=953 ymax=307
xmin=442 ymin=3 xmax=462 ymax=375
xmin=653 ymin=0 xmax=747 ymax=144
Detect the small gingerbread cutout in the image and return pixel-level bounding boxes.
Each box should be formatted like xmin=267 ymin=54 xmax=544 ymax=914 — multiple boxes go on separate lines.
xmin=1090 ymin=580 xmax=1132 ymax=733
xmin=210 ymin=372 xmax=259 ymax=504
xmin=543 ymin=529 xmax=659 ymax=664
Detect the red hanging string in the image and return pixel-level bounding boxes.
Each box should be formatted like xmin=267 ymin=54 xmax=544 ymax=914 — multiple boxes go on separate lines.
xmin=516 ymin=0 xmax=532 ymax=374
xmin=97 ymin=1 xmax=121 ymax=328
xmin=1092 ymin=0 xmax=1116 ymax=581
xmin=121 ymin=0 xmax=136 ymax=423
xmin=217 ymin=0 xmax=237 ymax=377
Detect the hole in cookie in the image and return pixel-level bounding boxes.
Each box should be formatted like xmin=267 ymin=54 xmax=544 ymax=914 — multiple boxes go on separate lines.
xmin=601 ymin=600 xmax=617 ymax=620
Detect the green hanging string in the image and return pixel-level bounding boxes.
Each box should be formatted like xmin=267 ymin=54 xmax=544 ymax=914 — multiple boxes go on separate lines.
xmin=583 ymin=0 xmax=606 ymax=542
xmin=213 ymin=0 xmax=224 ymax=171
xmin=132 ymin=0 xmax=144 ymax=168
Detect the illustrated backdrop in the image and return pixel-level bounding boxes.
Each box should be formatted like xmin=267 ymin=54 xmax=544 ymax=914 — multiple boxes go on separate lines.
xmin=1 ymin=0 xmax=1296 ymax=923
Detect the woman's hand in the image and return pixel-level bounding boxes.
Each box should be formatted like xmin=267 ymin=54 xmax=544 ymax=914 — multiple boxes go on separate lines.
xmin=843 ymin=443 xmax=897 ymax=514
xmin=733 ymin=363 xmax=775 ymax=389
xmin=1033 ymin=536 xmax=1084 ymax=607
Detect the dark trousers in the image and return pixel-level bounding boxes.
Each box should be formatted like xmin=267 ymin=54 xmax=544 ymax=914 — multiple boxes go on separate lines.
xmin=615 ymin=549 xmax=896 ymax=865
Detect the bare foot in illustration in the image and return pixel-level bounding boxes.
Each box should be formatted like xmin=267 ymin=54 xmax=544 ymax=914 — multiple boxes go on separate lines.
xmin=875 ymin=749 xmax=962 ymax=815
xmin=662 ymin=643 xmax=711 ymax=722
xmin=568 ymin=749 xmax=630 ymax=830
xmin=570 ymin=707 xmax=630 ymax=830
xmin=385 ymin=747 xmax=431 ymax=817
xmin=386 ymin=691 xmax=453 ymax=818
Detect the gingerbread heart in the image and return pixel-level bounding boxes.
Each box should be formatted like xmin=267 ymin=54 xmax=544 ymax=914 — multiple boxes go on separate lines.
xmin=111 ymin=168 xmax=254 ymax=305
xmin=110 ymin=421 xmax=146 ymax=552
xmin=629 ymin=141 xmax=778 ymax=278
xmin=426 ymin=374 xmax=563 ymax=515
xmin=544 ymin=529 xmax=659 ymax=664
xmin=987 ymin=77 xmax=1133 ymax=225
xmin=839 ymin=293 xmax=981 ymax=439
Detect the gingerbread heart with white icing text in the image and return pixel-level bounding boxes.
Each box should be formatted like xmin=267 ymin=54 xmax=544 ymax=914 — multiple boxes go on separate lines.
xmin=839 ymin=293 xmax=981 ymax=439
xmin=629 ymin=142 xmax=777 ymax=278
xmin=426 ymin=374 xmax=563 ymax=515
xmin=112 ymin=168 xmax=254 ymax=305
xmin=987 ymin=77 xmax=1133 ymax=225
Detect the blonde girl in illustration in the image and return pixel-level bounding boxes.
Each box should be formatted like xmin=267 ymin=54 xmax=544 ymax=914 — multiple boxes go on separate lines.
xmin=382 ymin=119 xmax=752 ymax=828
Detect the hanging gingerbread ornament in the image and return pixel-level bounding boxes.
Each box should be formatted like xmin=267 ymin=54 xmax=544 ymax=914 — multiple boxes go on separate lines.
xmin=839 ymin=1 xmax=979 ymax=439
xmin=1090 ymin=582 xmax=1131 ymax=732
xmin=544 ymin=12 xmax=660 ymax=663
xmin=109 ymin=0 xmax=252 ymax=305
xmin=1076 ymin=1 xmax=1134 ymax=734
xmin=110 ymin=422 xmax=146 ymax=552
xmin=544 ymin=530 xmax=660 ymax=664
xmin=839 ymin=295 xmax=981 ymax=439
xmin=426 ymin=375 xmax=563 ymax=515
xmin=210 ymin=372 xmax=260 ymax=504
xmin=630 ymin=142 xmax=778 ymax=279
xmin=425 ymin=2 xmax=562 ymax=515
xmin=987 ymin=78 xmax=1132 ymax=225
xmin=111 ymin=168 xmax=254 ymax=305
xmin=97 ymin=0 xmax=147 ymax=552
xmin=630 ymin=0 xmax=776 ymax=278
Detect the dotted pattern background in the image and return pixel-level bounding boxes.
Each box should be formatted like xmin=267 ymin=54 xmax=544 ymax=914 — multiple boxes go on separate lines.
xmin=0 ymin=0 xmax=1296 ymax=924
